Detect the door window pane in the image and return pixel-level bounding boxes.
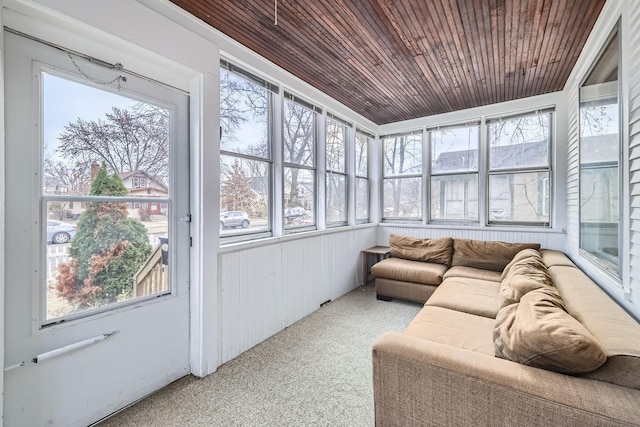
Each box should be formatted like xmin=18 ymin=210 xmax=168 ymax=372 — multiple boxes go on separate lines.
xmin=42 ymin=72 xmax=172 ymax=321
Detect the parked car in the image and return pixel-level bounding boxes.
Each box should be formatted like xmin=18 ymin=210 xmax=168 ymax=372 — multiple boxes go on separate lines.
xmin=285 ymin=206 xmax=305 ymax=220
xmin=47 ymin=220 xmax=77 ymax=244
xmin=220 ymin=211 xmax=250 ymax=229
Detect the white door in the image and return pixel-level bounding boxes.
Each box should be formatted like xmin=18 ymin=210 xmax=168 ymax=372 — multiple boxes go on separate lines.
xmin=4 ymin=31 xmax=191 ymax=426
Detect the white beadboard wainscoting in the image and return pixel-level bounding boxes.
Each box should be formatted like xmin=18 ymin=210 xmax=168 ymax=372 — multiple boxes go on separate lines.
xmin=217 ymin=226 xmax=377 ymax=364
xmin=377 ymin=225 xmax=567 ymax=251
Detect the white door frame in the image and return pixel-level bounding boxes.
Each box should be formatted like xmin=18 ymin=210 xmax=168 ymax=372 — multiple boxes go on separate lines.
xmin=1 ymin=0 xmax=220 ymax=423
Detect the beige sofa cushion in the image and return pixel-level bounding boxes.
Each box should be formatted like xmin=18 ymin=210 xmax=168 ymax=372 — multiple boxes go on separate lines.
xmin=499 ymin=249 xmax=553 ymax=309
xmin=443 ymin=266 xmax=502 ymax=282
xmin=549 ymin=265 xmax=640 ymax=389
xmin=452 ymin=238 xmax=541 ymax=272
xmin=371 ymin=258 xmax=447 ymax=285
xmin=426 ymin=277 xmax=500 ymax=319
xmin=540 ymin=249 xmax=577 ymax=268
xmin=404 ymin=306 xmax=495 ymax=356
xmin=494 ymin=287 xmax=607 ymax=374
xmin=500 ymin=248 xmax=541 ymax=280
xmin=389 ymin=234 xmax=453 ymax=266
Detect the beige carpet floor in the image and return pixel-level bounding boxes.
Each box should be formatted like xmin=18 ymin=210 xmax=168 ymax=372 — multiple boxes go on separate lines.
xmin=97 ymin=284 xmax=421 ymax=427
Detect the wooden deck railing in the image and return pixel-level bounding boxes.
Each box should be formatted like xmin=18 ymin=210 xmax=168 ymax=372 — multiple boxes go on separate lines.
xmin=133 ymin=244 xmax=168 ymax=297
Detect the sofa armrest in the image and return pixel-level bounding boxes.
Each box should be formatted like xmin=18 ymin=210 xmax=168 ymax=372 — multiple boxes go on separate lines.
xmin=372 ymin=333 xmax=640 ymax=426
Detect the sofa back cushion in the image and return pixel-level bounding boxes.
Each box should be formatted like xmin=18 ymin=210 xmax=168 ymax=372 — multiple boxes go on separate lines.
xmin=451 ymin=238 xmax=540 ymax=272
xmin=389 ymin=234 xmax=453 ymax=266
xmin=499 ymin=249 xmax=553 ymax=309
xmin=494 ymin=287 xmax=607 ymax=374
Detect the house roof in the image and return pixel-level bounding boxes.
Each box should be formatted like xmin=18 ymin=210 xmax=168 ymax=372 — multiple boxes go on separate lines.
xmin=117 ymin=170 xmax=169 ymax=191
xmin=169 ymin=0 xmax=606 ymax=125
xmin=433 ymin=140 xmax=548 ymax=172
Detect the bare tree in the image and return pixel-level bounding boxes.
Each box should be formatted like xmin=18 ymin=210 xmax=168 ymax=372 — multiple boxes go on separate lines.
xmin=56 ymin=103 xmax=169 ymax=183
xmin=383 ymin=135 xmax=421 ymax=215
xmin=283 ymin=101 xmax=315 ymax=208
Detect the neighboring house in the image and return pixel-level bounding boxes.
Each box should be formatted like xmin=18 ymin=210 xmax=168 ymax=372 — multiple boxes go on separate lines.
xmin=118 ymin=170 xmax=168 ymax=216
xmin=432 ymin=140 xmax=549 ymax=222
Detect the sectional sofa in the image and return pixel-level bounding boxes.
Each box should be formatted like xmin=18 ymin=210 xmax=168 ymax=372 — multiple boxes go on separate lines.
xmin=371 ymin=234 xmax=640 ymax=426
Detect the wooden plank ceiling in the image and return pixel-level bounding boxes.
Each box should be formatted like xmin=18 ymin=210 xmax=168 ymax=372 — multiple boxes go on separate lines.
xmin=170 ymin=0 xmax=606 ymax=125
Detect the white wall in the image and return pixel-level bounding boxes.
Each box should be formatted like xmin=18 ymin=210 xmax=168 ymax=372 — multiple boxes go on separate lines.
xmin=563 ymin=0 xmax=639 ymax=320
xmin=217 ymin=226 xmax=376 ymax=364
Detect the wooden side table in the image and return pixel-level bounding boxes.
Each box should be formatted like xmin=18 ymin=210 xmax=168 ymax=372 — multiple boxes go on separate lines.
xmin=362 ymin=246 xmax=391 ymax=285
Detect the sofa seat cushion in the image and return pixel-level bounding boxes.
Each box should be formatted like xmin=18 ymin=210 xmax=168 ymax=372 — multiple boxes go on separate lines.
xmin=426 ymin=277 xmax=500 ymax=319
xmin=371 ymin=258 xmax=447 ymax=285
xmin=452 ymin=238 xmax=541 ymax=272
xmin=404 ymin=306 xmax=495 ymax=356
xmin=389 ymin=234 xmax=453 ymax=266
xmin=549 ymin=265 xmax=640 ymax=389
xmin=443 ymin=266 xmax=502 ymax=282
xmin=494 ymin=287 xmax=607 ymax=374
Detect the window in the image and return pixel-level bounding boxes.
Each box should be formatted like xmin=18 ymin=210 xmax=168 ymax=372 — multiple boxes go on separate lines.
xmin=487 ymin=110 xmax=552 ymax=225
xmin=579 ymin=27 xmax=620 ymax=275
xmin=429 ymin=123 xmax=479 ymax=222
xmin=326 ymin=114 xmax=348 ymax=226
xmin=355 ymin=129 xmax=372 ymax=223
xmin=220 ymin=61 xmax=276 ymax=239
xmin=41 ymin=69 xmax=179 ymax=321
xmin=382 ymin=132 xmax=422 ymax=219
xmin=283 ymin=93 xmax=319 ymax=231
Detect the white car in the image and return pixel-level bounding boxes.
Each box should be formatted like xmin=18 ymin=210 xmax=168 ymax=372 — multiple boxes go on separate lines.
xmin=220 ymin=211 xmax=250 ymax=229
xmin=47 ymin=220 xmax=77 ymax=244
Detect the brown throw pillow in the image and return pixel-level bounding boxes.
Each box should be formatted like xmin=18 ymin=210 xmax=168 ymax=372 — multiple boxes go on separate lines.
xmin=499 ymin=249 xmax=553 ymax=309
xmin=494 ymin=287 xmax=607 ymax=374
xmin=389 ymin=234 xmax=453 ymax=266
xmin=452 ymin=238 xmax=541 ymax=271
xmin=500 ymin=248 xmax=541 ymax=281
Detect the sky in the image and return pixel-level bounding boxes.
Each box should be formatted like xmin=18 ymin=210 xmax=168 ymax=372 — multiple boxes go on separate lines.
xmin=42 ymin=72 xmax=138 ymax=161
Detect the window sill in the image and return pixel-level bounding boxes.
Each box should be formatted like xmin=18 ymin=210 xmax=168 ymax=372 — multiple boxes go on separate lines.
xmin=218 ymin=222 xmax=377 ymax=254
xmin=379 ymin=221 xmax=563 ymax=234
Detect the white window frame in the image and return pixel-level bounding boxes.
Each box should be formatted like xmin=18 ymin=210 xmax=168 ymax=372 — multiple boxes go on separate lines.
xmin=325 ymin=113 xmax=349 ymax=227
xmin=355 ymin=128 xmax=372 ymax=224
xmin=428 ymin=122 xmax=480 ymax=224
xmin=381 ymin=131 xmax=423 ymax=221
xmin=283 ymin=92 xmax=320 ymax=233
xmin=486 ymin=109 xmax=553 ymax=226
xmin=219 ymin=60 xmax=277 ymax=242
